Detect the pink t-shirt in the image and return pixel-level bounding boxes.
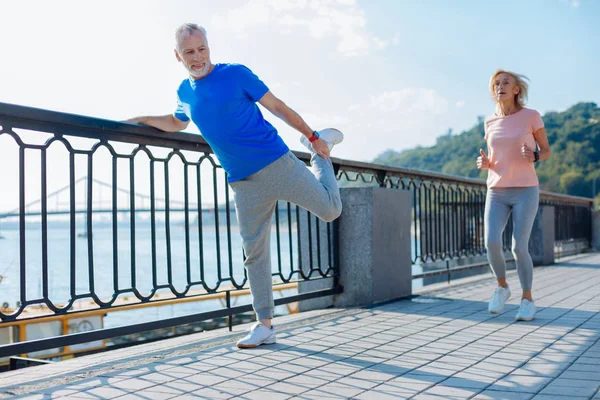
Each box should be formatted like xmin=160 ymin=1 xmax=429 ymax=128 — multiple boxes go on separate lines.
xmin=484 ymin=108 xmax=544 ymax=189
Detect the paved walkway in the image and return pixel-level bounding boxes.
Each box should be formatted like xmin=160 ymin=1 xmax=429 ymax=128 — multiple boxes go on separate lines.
xmin=2 ymin=253 xmax=600 ymax=400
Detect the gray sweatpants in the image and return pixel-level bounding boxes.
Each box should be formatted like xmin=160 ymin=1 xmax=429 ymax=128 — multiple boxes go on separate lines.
xmin=484 ymin=186 xmax=539 ymax=291
xmin=229 ymin=151 xmax=342 ymax=320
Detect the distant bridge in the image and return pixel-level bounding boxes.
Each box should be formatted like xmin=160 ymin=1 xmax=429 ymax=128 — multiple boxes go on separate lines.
xmin=0 ymin=176 xmax=211 ymax=220
xmin=0 ymin=176 xmax=228 ymax=239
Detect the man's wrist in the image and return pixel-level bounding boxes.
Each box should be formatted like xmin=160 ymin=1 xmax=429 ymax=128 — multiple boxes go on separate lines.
xmin=308 ymin=130 xmax=319 ymax=143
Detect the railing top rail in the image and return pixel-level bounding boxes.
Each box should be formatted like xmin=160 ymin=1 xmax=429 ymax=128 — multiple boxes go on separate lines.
xmin=537 ymin=191 xmax=594 ymax=205
xmin=331 ymin=157 xmax=488 ymax=186
xmin=0 ymin=101 xmax=212 ymax=153
xmin=0 ymin=101 xmax=593 ymax=206
xmin=331 ymin=158 xmax=593 ymax=205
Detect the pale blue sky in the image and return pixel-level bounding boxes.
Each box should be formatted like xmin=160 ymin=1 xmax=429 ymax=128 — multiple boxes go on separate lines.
xmin=1 ymin=0 xmax=598 ymax=165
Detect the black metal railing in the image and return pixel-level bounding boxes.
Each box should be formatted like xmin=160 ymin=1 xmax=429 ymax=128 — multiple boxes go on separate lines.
xmin=0 ymin=102 xmax=340 ymax=358
xmin=332 ymin=156 xmax=594 ymax=272
xmin=0 ymin=102 xmax=595 ymax=359
xmin=549 ymin=196 xmax=594 ymax=258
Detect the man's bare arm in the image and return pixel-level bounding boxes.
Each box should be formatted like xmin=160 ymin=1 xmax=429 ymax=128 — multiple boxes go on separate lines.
xmin=258 ymin=91 xmax=313 ymax=138
xmin=123 ymin=114 xmax=190 ymax=132
xmin=258 ymin=91 xmax=329 ymax=159
xmin=258 ymin=91 xmax=331 ymax=159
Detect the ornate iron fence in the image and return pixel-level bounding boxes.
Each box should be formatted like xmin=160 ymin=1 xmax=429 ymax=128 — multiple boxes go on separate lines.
xmin=546 ymin=194 xmax=594 ymax=258
xmin=333 ymin=153 xmax=594 ymax=270
xmin=0 ymin=102 xmax=340 ymax=358
xmin=0 ymin=101 xmax=594 ymax=359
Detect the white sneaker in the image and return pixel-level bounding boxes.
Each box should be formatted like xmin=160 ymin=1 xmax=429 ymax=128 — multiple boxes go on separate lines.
xmin=300 ymin=128 xmax=344 ymax=153
xmin=515 ymin=299 xmax=536 ymax=321
xmin=488 ymin=286 xmax=511 ymax=314
xmin=236 ymin=322 xmax=276 ymax=349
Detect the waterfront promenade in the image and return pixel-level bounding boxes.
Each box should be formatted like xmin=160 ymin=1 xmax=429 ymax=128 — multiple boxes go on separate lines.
xmin=1 ymin=252 xmax=599 ymax=399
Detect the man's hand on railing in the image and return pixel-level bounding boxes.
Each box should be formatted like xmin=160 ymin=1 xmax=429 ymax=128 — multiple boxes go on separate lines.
xmin=122 ymin=114 xmax=190 ymax=132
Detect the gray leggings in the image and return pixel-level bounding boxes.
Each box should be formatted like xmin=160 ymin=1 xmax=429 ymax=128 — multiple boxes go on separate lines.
xmin=229 ymin=151 xmax=342 ymax=320
xmin=484 ymin=186 xmax=539 ymax=291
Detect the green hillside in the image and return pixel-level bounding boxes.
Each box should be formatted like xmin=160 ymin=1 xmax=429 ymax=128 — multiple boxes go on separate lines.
xmin=373 ymin=102 xmax=600 ymax=203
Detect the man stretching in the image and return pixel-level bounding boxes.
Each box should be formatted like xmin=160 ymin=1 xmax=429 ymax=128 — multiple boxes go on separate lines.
xmin=125 ymin=23 xmax=343 ymax=348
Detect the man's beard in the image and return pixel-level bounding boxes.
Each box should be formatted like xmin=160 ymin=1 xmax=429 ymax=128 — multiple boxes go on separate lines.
xmin=188 ymin=63 xmax=210 ymax=78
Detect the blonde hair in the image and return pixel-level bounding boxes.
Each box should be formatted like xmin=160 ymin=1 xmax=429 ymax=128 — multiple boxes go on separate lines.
xmin=489 ymin=70 xmax=530 ymax=107
xmin=174 ymin=23 xmax=207 ymax=50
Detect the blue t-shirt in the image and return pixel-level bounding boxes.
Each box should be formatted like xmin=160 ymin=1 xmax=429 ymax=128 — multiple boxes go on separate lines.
xmin=173 ymin=63 xmax=289 ymax=182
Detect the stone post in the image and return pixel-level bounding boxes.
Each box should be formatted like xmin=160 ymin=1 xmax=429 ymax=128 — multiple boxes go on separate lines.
xmin=298 ymin=187 xmax=412 ymax=311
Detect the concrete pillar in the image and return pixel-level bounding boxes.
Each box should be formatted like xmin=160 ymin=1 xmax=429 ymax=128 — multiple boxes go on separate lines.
xmin=592 ymin=210 xmax=600 ymax=251
xmin=304 ymin=188 xmax=412 ymax=309
xmin=334 ymin=187 xmax=412 ymax=307
xmin=298 ymin=187 xmax=413 ymax=311
xmin=529 ymin=205 xmax=555 ymax=266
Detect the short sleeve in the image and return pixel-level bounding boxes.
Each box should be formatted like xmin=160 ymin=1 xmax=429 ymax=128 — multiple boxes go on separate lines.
xmin=173 ymin=94 xmax=190 ymax=122
xmin=235 ymin=65 xmax=269 ymax=102
xmin=531 ymin=110 xmax=544 ymax=132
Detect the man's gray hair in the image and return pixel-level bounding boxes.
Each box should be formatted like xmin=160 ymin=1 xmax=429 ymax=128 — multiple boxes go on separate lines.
xmin=175 ymin=23 xmax=207 ymax=49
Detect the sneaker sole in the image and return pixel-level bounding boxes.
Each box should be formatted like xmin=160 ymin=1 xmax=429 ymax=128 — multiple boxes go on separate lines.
xmin=236 ymin=338 xmax=276 ymax=349
xmin=300 ymin=135 xmax=311 ymax=149
xmin=515 ymin=315 xmax=534 ymax=321
xmin=318 ymin=128 xmax=344 ymax=146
